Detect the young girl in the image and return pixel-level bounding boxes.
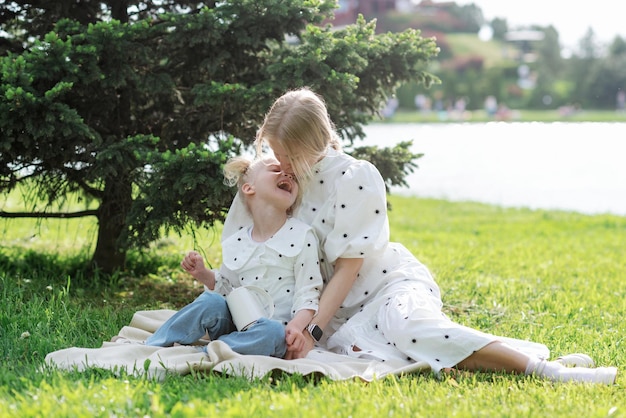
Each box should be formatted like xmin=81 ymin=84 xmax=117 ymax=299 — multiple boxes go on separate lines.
xmin=223 ymin=88 xmax=618 ymax=383
xmin=131 ymin=156 xmax=323 ymax=358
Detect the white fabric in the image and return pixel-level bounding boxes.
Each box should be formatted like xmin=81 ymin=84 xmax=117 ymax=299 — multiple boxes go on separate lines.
xmin=215 ymin=217 xmax=322 ymax=324
xmin=45 ymin=309 xmax=430 ymax=381
xmin=222 ymin=148 xmax=550 ymax=372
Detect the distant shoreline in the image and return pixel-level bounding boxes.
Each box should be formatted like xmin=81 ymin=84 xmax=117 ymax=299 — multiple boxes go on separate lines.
xmin=381 ymin=109 xmax=626 ymax=124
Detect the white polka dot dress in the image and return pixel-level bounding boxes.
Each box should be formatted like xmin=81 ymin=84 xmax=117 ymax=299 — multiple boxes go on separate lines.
xmin=223 ymin=148 xmax=548 ymax=372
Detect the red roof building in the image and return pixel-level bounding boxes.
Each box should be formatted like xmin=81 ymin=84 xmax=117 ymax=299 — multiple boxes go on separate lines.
xmin=331 ymin=0 xmax=399 ymax=27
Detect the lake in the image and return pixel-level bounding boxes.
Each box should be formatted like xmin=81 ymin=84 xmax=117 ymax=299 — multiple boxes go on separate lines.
xmin=361 ymin=122 xmax=626 ymax=217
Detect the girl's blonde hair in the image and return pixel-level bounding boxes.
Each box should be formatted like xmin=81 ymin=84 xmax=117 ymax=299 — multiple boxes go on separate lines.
xmin=255 ymin=88 xmax=341 ymax=184
xmin=223 ymin=156 xmax=254 ymax=189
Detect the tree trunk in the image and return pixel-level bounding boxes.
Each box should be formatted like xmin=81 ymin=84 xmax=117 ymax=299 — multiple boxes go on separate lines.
xmin=93 ymin=1 xmax=132 ymax=274
xmin=92 ymin=177 xmax=132 ymax=274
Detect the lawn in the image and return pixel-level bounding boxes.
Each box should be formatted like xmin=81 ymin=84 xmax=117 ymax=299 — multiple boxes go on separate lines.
xmin=1 ymin=195 xmax=625 ymax=417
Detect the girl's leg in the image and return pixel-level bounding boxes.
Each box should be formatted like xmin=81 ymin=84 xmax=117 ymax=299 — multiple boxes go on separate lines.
xmin=146 ymin=292 xmax=235 ymax=347
xmin=218 ymin=318 xmax=287 ymax=358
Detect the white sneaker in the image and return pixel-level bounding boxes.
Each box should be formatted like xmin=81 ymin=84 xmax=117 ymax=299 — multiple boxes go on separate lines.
xmin=555 ymin=353 xmax=595 ymax=368
xmin=591 ymin=367 xmax=618 ymax=385
xmin=529 ymin=359 xmax=618 ymax=385
xmin=560 ymin=366 xmax=618 ymax=385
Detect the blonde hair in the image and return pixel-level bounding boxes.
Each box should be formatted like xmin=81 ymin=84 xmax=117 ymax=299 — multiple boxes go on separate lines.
xmin=223 ymin=156 xmax=300 ymax=215
xmin=255 ymin=88 xmax=342 ymax=184
xmin=223 ymin=156 xmax=254 ymax=189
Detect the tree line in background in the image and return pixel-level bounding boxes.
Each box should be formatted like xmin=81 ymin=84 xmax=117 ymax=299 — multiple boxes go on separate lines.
xmin=0 ymin=0 xmax=436 ymax=273
xmin=2 ymin=0 xmax=623 ymax=274
xmin=373 ymin=1 xmax=626 ymax=112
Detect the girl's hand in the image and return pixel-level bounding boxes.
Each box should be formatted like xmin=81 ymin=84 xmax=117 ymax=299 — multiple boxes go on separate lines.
xmin=285 ymin=333 xmax=314 ymax=359
xmin=283 ymin=310 xmax=316 ymax=359
xmin=284 ymin=321 xmax=315 ymax=359
xmin=180 ymin=251 xmax=215 ymax=288
xmin=181 ymin=251 xmax=204 ymax=276
xmin=285 ymin=326 xmax=305 ymax=352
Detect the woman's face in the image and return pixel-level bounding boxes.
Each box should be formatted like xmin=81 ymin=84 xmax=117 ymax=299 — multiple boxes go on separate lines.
xmin=267 ymin=138 xmax=320 ymax=179
xmin=267 ymin=139 xmax=293 ymax=175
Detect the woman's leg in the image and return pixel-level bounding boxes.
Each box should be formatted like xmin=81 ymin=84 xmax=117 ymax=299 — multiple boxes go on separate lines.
xmin=455 ymin=341 xmax=528 ymax=373
xmin=146 ymin=292 xmax=235 ymax=347
xmin=378 ymin=288 xmax=617 ymax=384
xmin=218 ymin=318 xmax=287 ymax=358
xmin=459 ymin=342 xmax=617 ymax=384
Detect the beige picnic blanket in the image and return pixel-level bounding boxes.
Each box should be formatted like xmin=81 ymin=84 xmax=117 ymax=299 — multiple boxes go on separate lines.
xmin=45 ymin=309 xmax=430 ymax=381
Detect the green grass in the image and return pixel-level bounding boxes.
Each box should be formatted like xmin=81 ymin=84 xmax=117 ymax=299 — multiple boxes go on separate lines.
xmin=1 ymin=196 xmax=625 ymax=417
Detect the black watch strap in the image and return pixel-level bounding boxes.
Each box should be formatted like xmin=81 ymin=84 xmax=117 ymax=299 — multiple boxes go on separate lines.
xmin=307 ymin=323 xmax=323 ymax=342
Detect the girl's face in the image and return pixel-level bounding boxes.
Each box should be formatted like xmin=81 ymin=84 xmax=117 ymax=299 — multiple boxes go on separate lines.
xmin=248 ymin=158 xmax=298 ymax=211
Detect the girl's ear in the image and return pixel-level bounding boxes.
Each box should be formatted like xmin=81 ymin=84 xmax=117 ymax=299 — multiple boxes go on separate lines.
xmin=241 ymin=182 xmax=255 ymax=196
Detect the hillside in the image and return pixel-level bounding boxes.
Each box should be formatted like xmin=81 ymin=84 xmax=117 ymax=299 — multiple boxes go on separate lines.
xmin=443 ymin=33 xmax=517 ymax=68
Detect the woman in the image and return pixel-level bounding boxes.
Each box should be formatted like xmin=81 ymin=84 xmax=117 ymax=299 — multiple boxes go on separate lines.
xmin=222 ymin=88 xmax=618 ymax=384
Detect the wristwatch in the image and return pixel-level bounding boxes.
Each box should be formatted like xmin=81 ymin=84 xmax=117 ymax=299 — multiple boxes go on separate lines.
xmin=306 ymin=323 xmax=323 ymax=342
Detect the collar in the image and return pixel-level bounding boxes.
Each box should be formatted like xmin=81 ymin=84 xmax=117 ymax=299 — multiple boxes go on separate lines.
xmin=222 ymin=218 xmax=313 ymax=270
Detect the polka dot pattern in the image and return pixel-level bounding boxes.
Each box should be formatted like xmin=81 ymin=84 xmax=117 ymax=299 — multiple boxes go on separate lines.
xmin=220 ymin=148 xmax=516 ymax=371
xmin=216 ymin=218 xmax=323 ymax=326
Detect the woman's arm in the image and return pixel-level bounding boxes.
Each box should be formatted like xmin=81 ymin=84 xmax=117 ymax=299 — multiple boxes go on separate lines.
xmin=313 ymin=257 xmax=363 ymax=331
xmin=285 ymin=257 xmax=363 ymax=359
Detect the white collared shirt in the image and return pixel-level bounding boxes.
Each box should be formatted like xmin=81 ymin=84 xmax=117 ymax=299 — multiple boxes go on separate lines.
xmin=214 ymin=217 xmax=322 ymax=325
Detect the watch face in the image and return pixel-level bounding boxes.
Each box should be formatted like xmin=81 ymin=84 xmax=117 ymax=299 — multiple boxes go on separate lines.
xmin=310 ymin=325 xmax=323 ymax=341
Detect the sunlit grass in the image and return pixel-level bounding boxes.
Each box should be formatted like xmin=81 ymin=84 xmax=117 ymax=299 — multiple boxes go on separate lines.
xmin=1 ymin=196 xmax=625 ymax=417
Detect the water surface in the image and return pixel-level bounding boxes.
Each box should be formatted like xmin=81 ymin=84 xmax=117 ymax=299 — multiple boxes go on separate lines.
xmin=362 ymin=122 xmax=626 ymax=216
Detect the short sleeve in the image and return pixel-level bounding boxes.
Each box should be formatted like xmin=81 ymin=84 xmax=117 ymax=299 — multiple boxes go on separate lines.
xmin=323 ymin=160 xmax=389 ymax=263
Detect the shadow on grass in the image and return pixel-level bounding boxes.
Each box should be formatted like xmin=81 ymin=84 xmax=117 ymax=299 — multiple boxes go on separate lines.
xmin=0 ymin=246 xmax=202 ymax=309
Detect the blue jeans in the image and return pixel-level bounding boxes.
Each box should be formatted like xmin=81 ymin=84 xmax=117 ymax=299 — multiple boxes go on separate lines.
xmin=145 ymin=291 xmax=287 ymax=358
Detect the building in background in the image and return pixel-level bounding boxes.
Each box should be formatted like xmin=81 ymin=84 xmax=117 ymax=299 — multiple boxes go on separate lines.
xmin=332 ymin=0 xmax=400 ymax=27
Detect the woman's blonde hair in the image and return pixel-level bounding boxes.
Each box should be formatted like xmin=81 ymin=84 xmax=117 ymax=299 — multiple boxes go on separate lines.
xmin=255 ymin=88 xmax=341 ymax=184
